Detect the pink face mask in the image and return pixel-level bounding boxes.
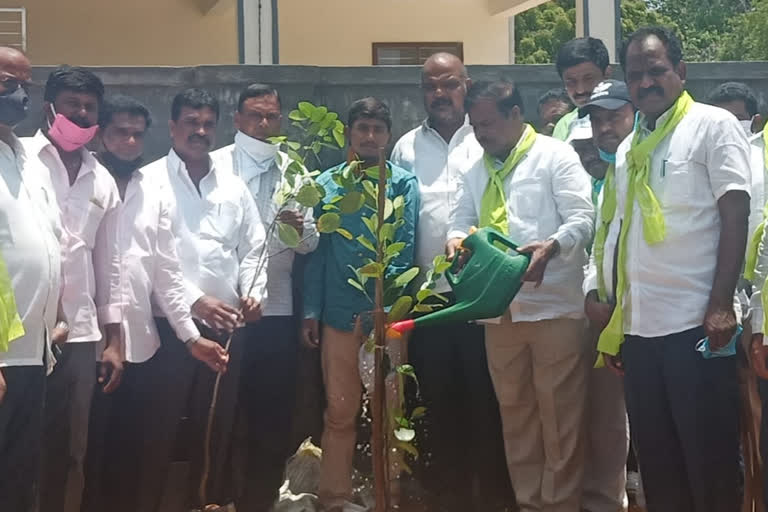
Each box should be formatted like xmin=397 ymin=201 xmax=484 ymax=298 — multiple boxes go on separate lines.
xmin=47 ymin=104 xmax=98 ymax=152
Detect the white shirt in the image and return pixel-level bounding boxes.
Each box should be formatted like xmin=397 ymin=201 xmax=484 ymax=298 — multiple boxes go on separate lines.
xmin=584 ymin=102 xmax=751 ymax=338
xmin=146 ymin=149 xmax=267 ymax=319
xmin=0 ymin=135 xmax=61 ymax=368
xmin=391 ymin=118 xmax=483 ymax=292
xmin=448 ymin=128 xmax=595 ymax=322
xmin=94 ymin=167 xmax=200 ymax=363
xmin=748 ymin=132 xmax=768 ymax=337
xmin=749 ymin=133 xmax=766 ymax=239
xmin=22 ymin=130 xmax=120 ymax=344
xmin=211 ymin=139 xmax=318 ymax=317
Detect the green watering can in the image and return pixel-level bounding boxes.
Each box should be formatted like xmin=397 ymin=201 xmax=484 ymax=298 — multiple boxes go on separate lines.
xmin=390 ymin=227 xmax=531 ymax=334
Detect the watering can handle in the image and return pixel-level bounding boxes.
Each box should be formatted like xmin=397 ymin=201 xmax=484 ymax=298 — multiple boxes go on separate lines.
xmin=445 ymin=249 xmax=464 ymax=287
xmin=485 ymin=229 xmax=521 ymax=253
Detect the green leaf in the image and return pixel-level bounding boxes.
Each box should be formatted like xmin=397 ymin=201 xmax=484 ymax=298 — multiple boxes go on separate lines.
xmin=310 ymin=105 xmax=328 ymax=123
xmin=322 ymin=203 xmax=339 ymax=211
xmin=362 ymin=215 xmax=378 ymax=237
xmin=397 ymin=364 xmax=416 ymax=378
xmin=383 ymin=198 xmax=394 ymax=221
xmin=393 ymin=195 xmax=405 ymax=219
xmin=317 ymin=213 xmax=341 ymax=233
xmin=298 ymin=101 xmax=315 ymax=118
xmin=394 ymin=428 xmax=416 ymax=442
xmin=296 ymin=183 xmax=323 ymax=208
xmin=347 ymin=278 xmax=365 ymax=292
xmin=277 ymin=222 xmax=300 ymax=248
xmin=288 ymin=109 xmax=307 ymax=121
xmin=356 ymin=235 xmax=376 ymax=253
xmin=359 ymin=262 xmax=384 ymax=278
xmin=338 ymin=191 xmax=365 ymax=214
xmin=411 ymin=406 xmax=427 ymax=420
xmin=364 ymin=165 xmax=392 ymax=180
xmin=394 ymin=267 xmax=419 ymax=288
xmin=386 ymin=242 xmax=405 ymax=257
xmin=380 ymin=223 xmax=395 ymax=243
xmin=395 ymin=440 xmax=419 ymax=459
xmin=412 ymin=304 xmax=435 ymax=313
xmin=336 ymin=228 xmax=353 ymax=240
xmin=416 ymin=288 xmax=433 ymax=302
xmin=387 ymin=296 xmax=412 ymax=323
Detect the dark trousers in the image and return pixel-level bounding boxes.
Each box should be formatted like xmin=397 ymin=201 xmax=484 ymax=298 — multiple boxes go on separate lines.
xmin=234 ymin=316 xmax=299 ymax=512
xmin=623 ymin=326 xmax=740 ymax=512
xmin=40 ymin=342 xmax=98 ymax=512
xmin=0 ymin=365 xmax=45 ymax=512
xmin=409 ymin=321 xmax=512 ymax=510
xmin=758 ymin=377 xmax=768 ymax=511
xmin=120 ymin=318 xmax=245 ymax=511
xmin=81 ymin=349 xmax=166 ymax=512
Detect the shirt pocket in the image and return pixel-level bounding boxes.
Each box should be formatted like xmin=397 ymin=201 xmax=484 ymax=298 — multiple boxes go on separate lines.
xmin=66 ymin=199 xmax=105 ymax=250
xmin=200 ymin=200 xmax=241 ymax=246
xmin=509 ymin=177 xmax=544 ymax=220
xmin=660 ymin=160 xmax=693 ymax=206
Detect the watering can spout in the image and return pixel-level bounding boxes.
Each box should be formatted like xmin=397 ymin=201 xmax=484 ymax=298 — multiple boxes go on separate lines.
xmin=397 ymin=228 xmax=530 ymax=332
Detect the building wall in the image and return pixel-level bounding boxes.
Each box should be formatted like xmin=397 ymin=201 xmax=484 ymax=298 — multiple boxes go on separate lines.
xmin=277 ymin=0 xmax=511 ymax=65
xmin=1 ymin=0 xmax=238 ymax=65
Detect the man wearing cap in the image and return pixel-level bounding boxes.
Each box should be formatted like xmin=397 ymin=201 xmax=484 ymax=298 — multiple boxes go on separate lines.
xmin=588 ymin=27 xmax=750 ymax=510
xmin=577 ymin=79 xmax=636 ymax=512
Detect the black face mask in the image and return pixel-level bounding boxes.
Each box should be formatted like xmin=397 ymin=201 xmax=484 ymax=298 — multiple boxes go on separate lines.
xmin=0 ymin=84 xmax=28 ymax=127
xmin=101 ymin=150 xmax=142 ymax=179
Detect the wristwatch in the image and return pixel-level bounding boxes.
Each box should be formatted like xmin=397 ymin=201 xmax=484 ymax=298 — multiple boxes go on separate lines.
xmin=184 ymin=335 xmax=201 ymax=346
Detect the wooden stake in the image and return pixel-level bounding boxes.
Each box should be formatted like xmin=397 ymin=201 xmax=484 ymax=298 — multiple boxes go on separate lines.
xmin=372 ymin=147 xmax=389 ymax=512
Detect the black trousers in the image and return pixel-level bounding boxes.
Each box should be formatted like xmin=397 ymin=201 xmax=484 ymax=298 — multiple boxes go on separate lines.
xmin=409 ymin=320 xmax=512 ymax=510
xmin=623 ymin=326 xmax=740 ymax=512
xmin=234 ymin=316 xmax=299 ymax=512
xmin=0 ymin=365 xmax=46 ymax=512
xmin=81 ymin=348 xmax=166 ymax=512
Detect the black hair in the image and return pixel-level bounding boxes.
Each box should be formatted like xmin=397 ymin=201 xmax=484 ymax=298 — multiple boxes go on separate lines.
xmin=465 ymin=80 xmax=524 ymax=117
xmin=555 ymin=37 xmax=610 ymax=77
xmin=170 ymin=88 xmax=219 ymax=122
xmin=347 ymin=97 xmax=391 ymax=132
xmin=620 ymin=26 xmax=684 ymax=70
xmin=237 ymin=83 xmax=281 ymax=112
xmin=43 ymin=65 xmax=104 ymax=104
xmin=537 ymin=88 xmax=574 ymax=110
xmin=706 ymin=82 xmax=759 ymax=117
xmin=99 ymin=95 xmax=152 ymax=129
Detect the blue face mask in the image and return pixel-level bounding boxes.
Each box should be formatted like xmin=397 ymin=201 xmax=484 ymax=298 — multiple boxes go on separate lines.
xmin=598 ymin=148 xmax=616 ymax=164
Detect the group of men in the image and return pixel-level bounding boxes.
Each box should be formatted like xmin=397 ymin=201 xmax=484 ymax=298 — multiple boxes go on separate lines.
xmin=0 ymin=22 xmax=766 ymax=512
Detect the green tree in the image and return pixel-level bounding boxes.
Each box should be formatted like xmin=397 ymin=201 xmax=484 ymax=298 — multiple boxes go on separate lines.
xmin=719 ymin=0 xmax=768 ymax=60
xmin=514 ymin=0 xmax=575 ymax=64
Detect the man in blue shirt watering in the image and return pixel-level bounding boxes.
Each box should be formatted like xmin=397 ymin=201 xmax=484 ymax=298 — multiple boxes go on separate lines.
xmin=302 ymin=97 xmax=419 ymax=512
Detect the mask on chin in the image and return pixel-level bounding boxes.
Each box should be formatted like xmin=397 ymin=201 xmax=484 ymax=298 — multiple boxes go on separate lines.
xmin=101 ymin=150 xmax=142 ymax=178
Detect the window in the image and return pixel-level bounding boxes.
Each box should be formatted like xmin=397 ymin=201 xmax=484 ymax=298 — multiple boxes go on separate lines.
xmin=0 ymin=8 xmax=26 ymax=51
xmin=372 ymin=42 xmax=463 ymax=65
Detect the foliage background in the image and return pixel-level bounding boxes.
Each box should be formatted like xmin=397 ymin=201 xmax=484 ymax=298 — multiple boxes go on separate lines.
xmin=514 ymin=0 xmax=763 ymax=63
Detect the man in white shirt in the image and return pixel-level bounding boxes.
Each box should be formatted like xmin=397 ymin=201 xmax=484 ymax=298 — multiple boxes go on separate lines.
xmin=0 ymin=47 xmax=64 ymax=512
xmin=80 ymin=96 xmax=229 ymax=512
xmin=447 ymin=80 xmax=594 ymax=511
xmin=390 ymin=54 xmax=511 ymax=511
xmin=211 ymin=83 xmax=318 ymax=511
xmin=141 ymin=88 xmax=267 ymax=510
xmin=21 ymin=66 xmax=121 ymax=512
xmin=589 ymin=27 xmax=751 ymax=511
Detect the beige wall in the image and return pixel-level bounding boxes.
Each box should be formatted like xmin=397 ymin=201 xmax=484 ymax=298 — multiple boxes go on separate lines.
xmin=278 ymin=0 xmax=510 ymax=65
xmin=2 ymin=0 xmax=238 ymax=65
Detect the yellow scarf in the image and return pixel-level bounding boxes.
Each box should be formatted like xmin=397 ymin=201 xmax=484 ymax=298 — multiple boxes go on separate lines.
xmin=0 ymin=249 xmax=23 ymax=352
xmin=479 ymin=125 xmax=537 ymax=234
xmin=595 ymin=92 xmax=694 ymax=363
xmin=744 ymin=128 xmax=768 ymax=282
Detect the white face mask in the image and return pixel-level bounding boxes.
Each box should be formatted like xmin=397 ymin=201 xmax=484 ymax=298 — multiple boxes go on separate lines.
xmin=741 ymin=118 xmax=756 ymax=136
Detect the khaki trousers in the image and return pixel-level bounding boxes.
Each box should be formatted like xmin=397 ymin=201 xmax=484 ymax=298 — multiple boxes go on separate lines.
xmin=318 ymin=325 xmax=404 ymax=508
xmin=485 ymin=316 xmax=589 ymax=512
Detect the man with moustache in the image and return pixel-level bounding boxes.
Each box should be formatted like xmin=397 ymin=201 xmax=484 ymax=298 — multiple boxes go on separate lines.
xmin=81 ymin=95 xmax=229 ymax=512
xmin=390 ymin=52 xmax=510 ymax=511
xmin=591 ymin=27 xmax=751 ymax=511
xmin=140 ymin=88 xmax=267 ymax=509
xmin=0 ymin=47 xmax=64 ymax=512
xmin=211 ymin=83 xmax=319 ymax=511
xmin=21 ymin=66 xmax=121 ymax=512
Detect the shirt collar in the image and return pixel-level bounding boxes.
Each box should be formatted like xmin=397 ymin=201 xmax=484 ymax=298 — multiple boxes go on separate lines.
xmin=422 ymin=115 xmax=473 ymax=144
xmin=30 ymin=129 xmax=98 ymax=179
xmin=492 ymin=125 xmax=534 ymax=166
xmin=168 ymin=147 xmax=216 ymax=178
xmin=637 ymin=97 xmax=683 ymax=134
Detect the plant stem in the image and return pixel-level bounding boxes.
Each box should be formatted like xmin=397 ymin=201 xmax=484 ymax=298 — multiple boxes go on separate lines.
xmin=372 ymin=148 xmax=389 ymax=512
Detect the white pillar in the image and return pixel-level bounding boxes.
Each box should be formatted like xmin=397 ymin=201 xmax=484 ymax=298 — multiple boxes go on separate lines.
xmin=576 ymin=0 xmax=620 ymax=62
xmin=242 ymin=0 xmax=274 ymax=64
